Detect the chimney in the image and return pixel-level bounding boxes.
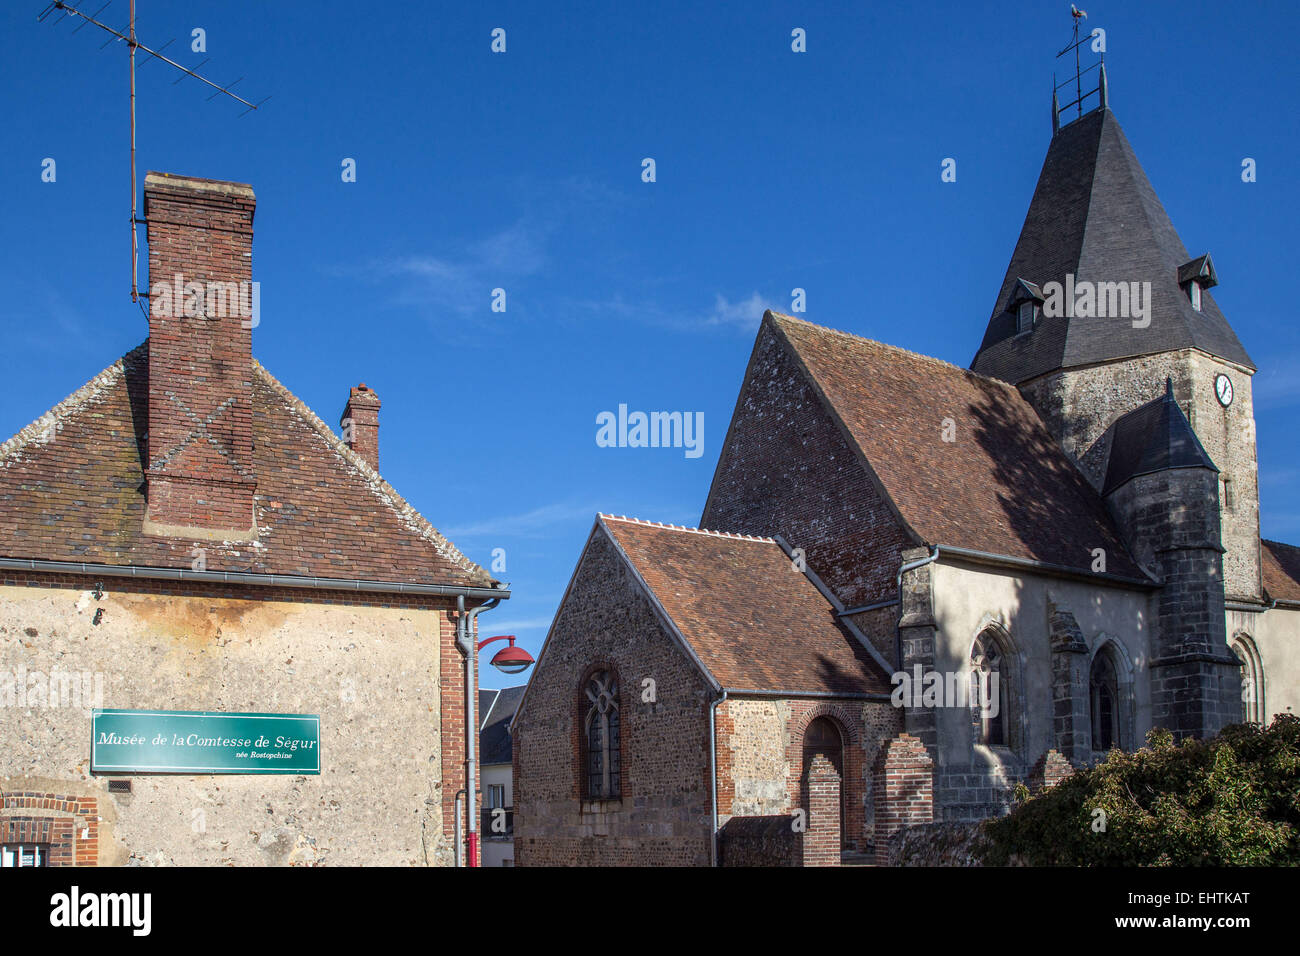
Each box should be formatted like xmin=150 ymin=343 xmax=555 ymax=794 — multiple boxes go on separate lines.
xmin=341 ymin=384 xmax=381 ymax=470
xmin=142 ymin=172 xmax=258 ymax=538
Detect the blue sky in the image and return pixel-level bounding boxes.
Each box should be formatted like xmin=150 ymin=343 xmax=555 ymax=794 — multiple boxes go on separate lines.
xmin=3 ymin=1 xmax=1297 ymax=689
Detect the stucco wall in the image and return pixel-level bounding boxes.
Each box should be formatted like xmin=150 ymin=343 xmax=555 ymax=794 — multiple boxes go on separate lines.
xmin=929 ymin=560 xmax=1153 ymax=816
xmin=0 ymin=578 xmax=457 ymax=866
xmin=1230 ymin=604 xmax=1300 ymax=723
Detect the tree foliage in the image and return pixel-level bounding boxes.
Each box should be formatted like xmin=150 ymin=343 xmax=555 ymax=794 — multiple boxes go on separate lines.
xmin=976 ymin=714 xmax=1300 ymax=866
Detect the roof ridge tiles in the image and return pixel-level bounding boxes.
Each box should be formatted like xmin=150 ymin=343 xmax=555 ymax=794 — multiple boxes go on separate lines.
xmin=251 ymin=358 xmax=490 ymax=584
xmin=0 ymin=346 xmax=136 ymax=467
xmin=598 ymin=513 xmax=775 ymax=543
xmin=766 ymin=310 xmax=1019 ymax=394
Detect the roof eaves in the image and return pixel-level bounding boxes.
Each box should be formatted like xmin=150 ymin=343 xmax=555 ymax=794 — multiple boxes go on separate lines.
xmin=507 ymin=519 xmax=605 ymax=738
xmin=596 ymin=517 xmax=723 ymax=694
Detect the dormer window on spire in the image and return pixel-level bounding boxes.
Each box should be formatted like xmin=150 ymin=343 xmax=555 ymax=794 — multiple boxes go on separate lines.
xmin=1007 ymin=278 xmax=1045 ymax=335
xmin=1178 ymin=254 xmax=1217 ymax=313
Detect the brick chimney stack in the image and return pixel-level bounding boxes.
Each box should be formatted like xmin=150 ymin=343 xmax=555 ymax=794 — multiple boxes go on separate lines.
xmin=341 ymin=384 xmax=381 ymax=471
xmin=142 ymin=171 xmax=258 ymax=538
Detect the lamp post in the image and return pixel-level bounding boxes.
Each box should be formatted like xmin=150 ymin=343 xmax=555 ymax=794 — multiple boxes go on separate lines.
xmin=466 ymin=634 xmax=535 ymax=867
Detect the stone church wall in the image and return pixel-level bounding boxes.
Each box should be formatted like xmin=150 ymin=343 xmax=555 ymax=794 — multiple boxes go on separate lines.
xmin=700 ymin=320 xmax=914 ymax=609
xmin=1020 ymin=348 xmax=1261 ymax=601
xmin=716 ymin=696 xmax=901 ymax=853
xmin=927 ymin=560 xmax=1151 ymax=819
xmin=511 ymin=528 xmax=714 ymax=867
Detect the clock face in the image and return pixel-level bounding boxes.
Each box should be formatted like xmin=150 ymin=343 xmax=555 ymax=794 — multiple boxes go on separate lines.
xmin=1214 ymin=373 xmax=1234 ymax=407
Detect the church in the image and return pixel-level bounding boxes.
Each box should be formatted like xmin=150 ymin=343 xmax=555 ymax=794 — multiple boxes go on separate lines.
xmin=510 ymin=66 xmax=1300 ymax=865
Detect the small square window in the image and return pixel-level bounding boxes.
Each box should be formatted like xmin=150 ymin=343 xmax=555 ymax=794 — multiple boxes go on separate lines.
xmin=1016 ymin=300 xmax=1037 ymax=334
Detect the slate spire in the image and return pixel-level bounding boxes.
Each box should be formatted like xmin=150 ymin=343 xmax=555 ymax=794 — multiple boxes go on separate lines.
xmin=971 ymin=107 xmax=1254 ymax=384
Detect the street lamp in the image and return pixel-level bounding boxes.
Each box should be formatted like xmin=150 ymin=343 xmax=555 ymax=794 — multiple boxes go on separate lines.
xmin=479 ymin=634 xmax=534 ymax=674
xmin=465 ymin=634 xmax=535 ymax=867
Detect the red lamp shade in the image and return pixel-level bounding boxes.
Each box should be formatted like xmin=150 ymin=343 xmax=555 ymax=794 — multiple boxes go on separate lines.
xmin=489 ymin=640 xmax=535 ymax=675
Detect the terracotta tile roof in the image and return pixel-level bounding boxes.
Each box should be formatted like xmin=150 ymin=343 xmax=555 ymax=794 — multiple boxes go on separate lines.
xmin=0 ymin=343 xmax=491 ymax=587
xmin=768 ymin=312 xmax=1146 ymax=580
xmin=599 ymin=515 xmax=892 ymax=696
xmin=1263 ymin=539 xmax=1300 ymax=604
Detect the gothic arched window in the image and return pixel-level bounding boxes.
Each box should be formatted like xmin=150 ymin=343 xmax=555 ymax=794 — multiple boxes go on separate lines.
xmin=970 ymin=631 xmax=1009 ymax=747
xmin=582 ymin=669 xmax=621 ymax=799
xmin=1231 ymin=636 xmax=1265 ymax=725
xmin=1090 ymin=649 xmax=1120 ymax=752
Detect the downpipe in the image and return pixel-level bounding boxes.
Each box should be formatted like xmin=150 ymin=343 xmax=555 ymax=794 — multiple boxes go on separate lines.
xmin=456 ymin=592 xmax=502 ymax=868
xmin=894 ymin=547 xmax=940 ymax=672
xmin=709 ymin=688 xmax=728 ymax=867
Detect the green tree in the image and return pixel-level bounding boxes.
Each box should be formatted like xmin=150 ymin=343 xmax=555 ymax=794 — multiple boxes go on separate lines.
xmin=976 ymin=714 xmax=1300 ymax=866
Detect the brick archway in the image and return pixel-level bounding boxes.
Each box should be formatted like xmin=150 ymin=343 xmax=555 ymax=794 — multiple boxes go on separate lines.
xmin=785 ymin=703 xmax=864 ymax=851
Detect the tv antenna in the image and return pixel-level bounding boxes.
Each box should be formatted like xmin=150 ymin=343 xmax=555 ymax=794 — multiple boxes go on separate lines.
xmin=38 ymin=1 xmax=269 ymax=314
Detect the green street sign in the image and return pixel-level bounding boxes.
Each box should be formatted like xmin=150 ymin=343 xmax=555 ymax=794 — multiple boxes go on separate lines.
xmin=91 ymin=709 xmax=320 ymax=775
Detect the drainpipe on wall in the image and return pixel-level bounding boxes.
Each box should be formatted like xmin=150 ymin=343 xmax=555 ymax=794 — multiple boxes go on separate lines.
xmin=709 ymin=688 xmax=728 ymax=868
xmin=456 ymin=591 xmax=503 ymax=868
xmin=453 ymin=789 xmax=465 ymax=868
xmin=894 ymin=547 xmax=940 ymax=672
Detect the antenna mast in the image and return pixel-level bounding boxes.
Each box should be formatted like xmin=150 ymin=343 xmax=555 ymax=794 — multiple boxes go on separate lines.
xmin=38 ymin=1 xmax=268 ymax=312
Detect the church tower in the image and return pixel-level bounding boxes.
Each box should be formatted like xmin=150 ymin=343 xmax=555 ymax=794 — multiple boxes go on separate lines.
xmin=970 ymin=51 xmax=1261 ymax=608
xmin=971 ymin=34 xmax=1253 ymax=739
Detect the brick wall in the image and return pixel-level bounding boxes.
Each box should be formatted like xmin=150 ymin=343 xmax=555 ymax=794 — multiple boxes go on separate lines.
xmin=0 ymin=792 xmax=98 ymax=866
xmin=802 ymin=754 xmax=840 ymax=866
xmin=512 ymin=528 xmax=714 ymax=866
xmin=440 ymin=605 xmax=471 ymax=856
xmin=701 ymin=320 xmax=913 ymax=609
xmin=1027 ymin=749 xmax=1074 ymax=793
xmin=872 ymin=733 xmax=933 ymax=865
xmin=716 ymin=697 xmax=901 ymax=855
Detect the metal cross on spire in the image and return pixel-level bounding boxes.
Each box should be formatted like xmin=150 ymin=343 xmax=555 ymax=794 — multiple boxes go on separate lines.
xmin=1052 ymin=4 xmax=1107 ymax=134
xmin=38 ymin=1 xmax=269 ymax=311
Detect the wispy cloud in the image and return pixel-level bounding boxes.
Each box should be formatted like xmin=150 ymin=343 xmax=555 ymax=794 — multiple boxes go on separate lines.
xmin=566 ymin=289 xmax=776 ymax=333
xmin=1252 ymin=353 xmax=1300 ymax=411
xmin=484 ymin=616 xmax=558 ymax=632
xmin=357 ymin=175 xmax=625 ymax=322
xmin=441 ymin=501 xmax=599 ymax=539
xmin=700 ymin=292 xmax=777 ymax=329
xmin=376 ymin=220 xmax=548 ymax=317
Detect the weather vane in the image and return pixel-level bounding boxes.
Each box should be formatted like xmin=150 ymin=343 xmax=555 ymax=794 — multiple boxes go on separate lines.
xmin=38 ymin=1 xmax=269 ymax=312
xmin=1053 ymin=4 xmax=1106 ymax=132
